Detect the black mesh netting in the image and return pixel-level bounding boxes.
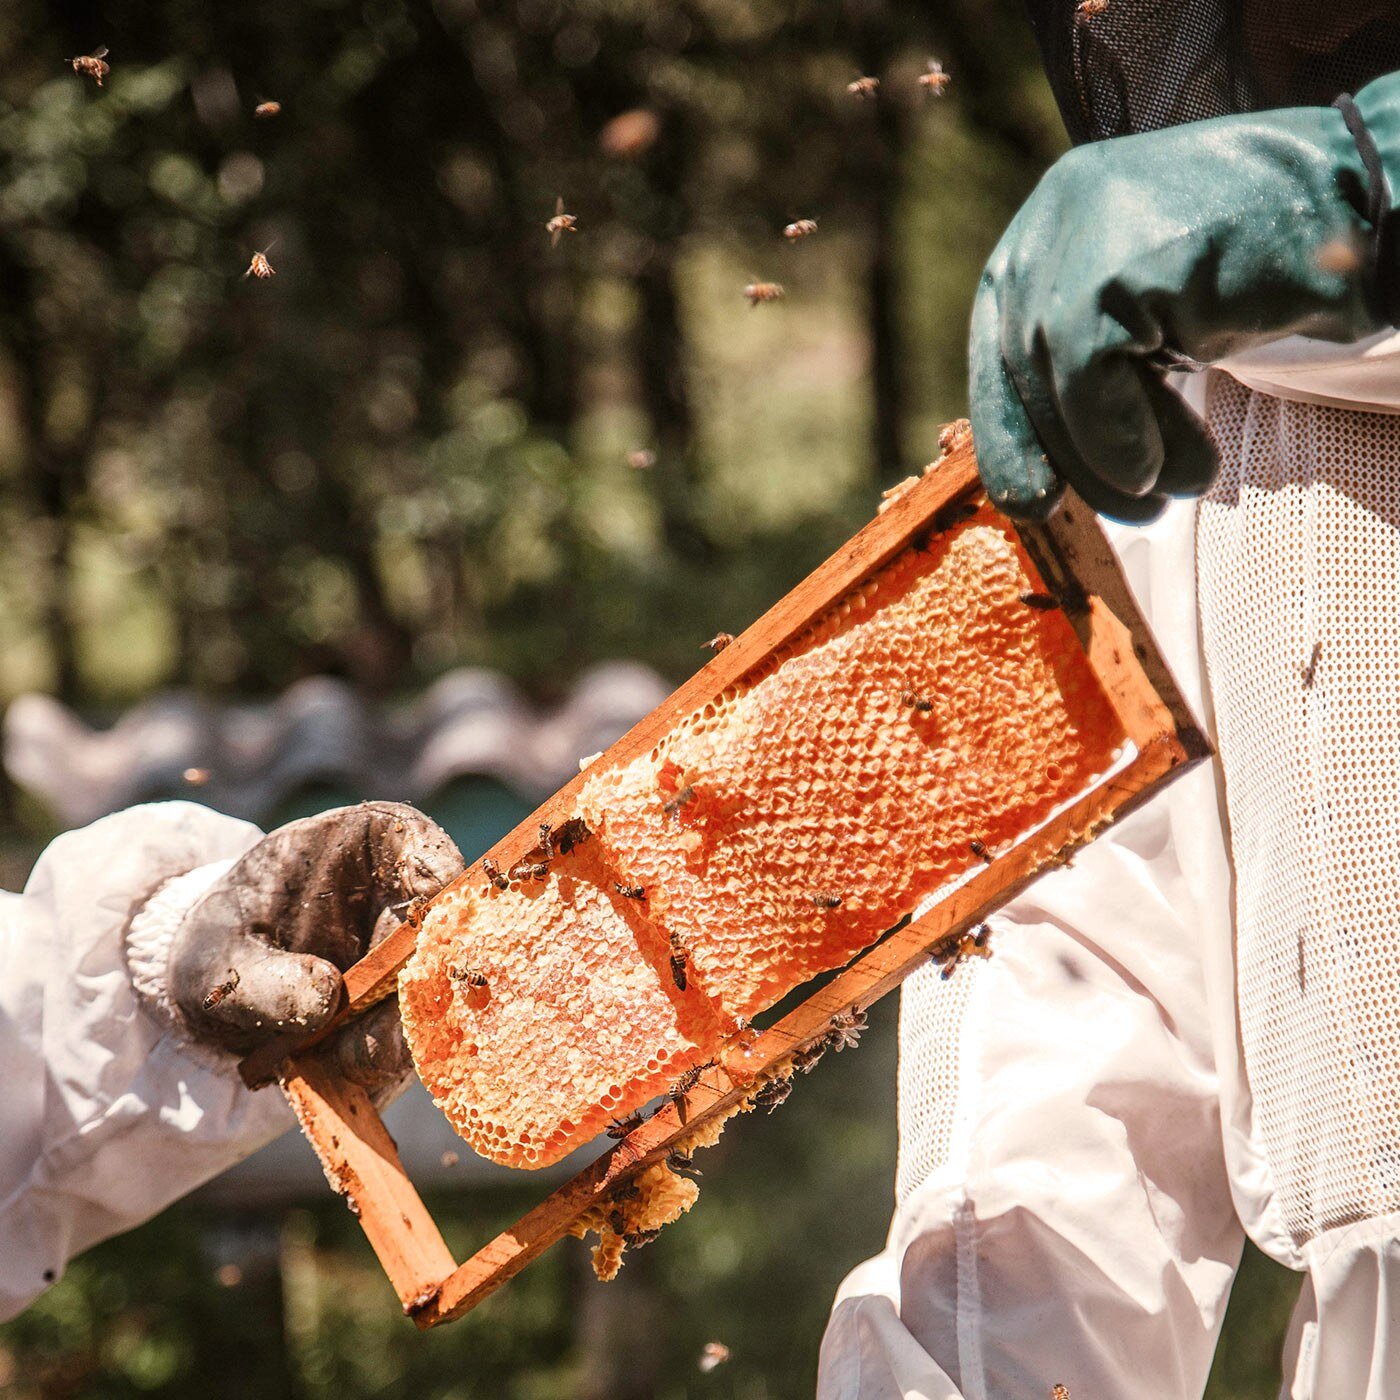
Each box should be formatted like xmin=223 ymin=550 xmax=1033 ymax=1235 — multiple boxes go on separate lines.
xmin=1027 ymin=0 xmax=1400 ymax=142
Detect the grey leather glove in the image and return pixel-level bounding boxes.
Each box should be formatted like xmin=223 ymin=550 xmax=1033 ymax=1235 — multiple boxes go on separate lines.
xmin=168 ymin=801 xmax=463 ymax=1097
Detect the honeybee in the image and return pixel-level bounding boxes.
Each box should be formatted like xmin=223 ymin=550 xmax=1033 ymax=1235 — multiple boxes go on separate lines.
xmin=510 ymin=858 xmax=549 ymax=883
xmin=666 ymin=1149 xmax=703 ymax=1181
xmin=1301 ymin=640 xmax=1322 ymax=689
xmin=704 ymin=632 xmax=735 ymax=653
xmin=482 ymin=857 xmax=509 ymax=891
xmin=669 ymin=934 xmax=688 ymax=991
xmin=744 ymin=280 xmax=785 ymax=307
xmin=611 ymin=1181 xmax=641 ymax=1202
xmin=902 ymin=690 xmax=934 ymax=713
xmin=931 ymin=499 xmax=978 ymax=534
xmin=969 ymin=839 xmax=992 ymax=863
xmin=244 ymin=245 xmax=277 ymax=280
xmin=932 ymin=923 xmax=993 ymax=979
xmin=918 ymin=60 xmax=951 ymax=96
xmin=783 ymin=218 xmax=818 ymax=242
xmin=698 ymin=1341 xmax=731 ymax=1373
xmin=792 ymin=1040 xmax=827 ymax=1075
xmin=1020 ymin=591 xmax=1059 ymax=611
xmin=201 ymin=969 xmax=240 ymax=1012
xmin=538 ymin=822 xmax=554 ymax=862
xmin=626 ymin=448 xmax=657 ymax=470
xmin=615 ymin=881 xmax=646 ymax=900
xmin=448 ymin=963 xmax=489 ymax=989
xmin=1052 ymin=1387 xmax=1072 ymax=1400
xmin=847 ymin=75 xmax=879 ymax=99
xmin=663 ymin=785 xmax=695 ymax=819
xmin=826 ymin=1008 xmax=867 ymax=1052
xmin=811 ymin=892 xmax=843 ymax=910
xmin=546 ymin=196 xmax=578 ymax=247
xmin=625 ymin=1227 xmax=662 ymax=1248
xmin=554 ymin=817 xmax=593 ymax=853
xmin=253 ymin=100 xmax=282 ymax=119
xmin=69 ymin=47 xmax=110 ymax=86
xmin=670 ymin=1064 xmax=704 ymax=1098
xmin=754 ymin=1075 xmax=793 ymax=1113
xmin=605 ymin=1110 xmax=646 ymax=1139
xmin=608 ymin=1208 xmax=626 ymax=1233
xmin=1075 ymin=0 xmax=1108 ymax=21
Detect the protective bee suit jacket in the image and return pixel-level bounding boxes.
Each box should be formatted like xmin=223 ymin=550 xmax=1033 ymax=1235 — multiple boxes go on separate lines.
xmin=0 ymin=802 xmax=291 ymax=1321
xmin=816 ymin=5 xmax=1400 ymax=1394
xmin=819 ymin=366 xmax=1400 ymax=1399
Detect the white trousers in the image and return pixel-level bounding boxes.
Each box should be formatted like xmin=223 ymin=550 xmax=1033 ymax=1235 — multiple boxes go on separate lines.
xmin=819 ymin=376 xmax=1400 ymax=1399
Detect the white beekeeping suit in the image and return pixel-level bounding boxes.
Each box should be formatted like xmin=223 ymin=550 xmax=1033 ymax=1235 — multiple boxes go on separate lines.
xmin=0 ymin=799 xmax=460 ymax=1322
xmin=817 ymin=8 xmax=1400 ymax=1386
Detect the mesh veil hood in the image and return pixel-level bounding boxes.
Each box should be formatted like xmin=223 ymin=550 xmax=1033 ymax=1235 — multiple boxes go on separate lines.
xmin=1026 ymin=0 xmax=1400 ymax=142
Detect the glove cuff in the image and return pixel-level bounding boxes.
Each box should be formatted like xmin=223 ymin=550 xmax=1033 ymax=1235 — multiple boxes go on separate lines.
xmin=125 ymin=858 xmax=239 ymax=1040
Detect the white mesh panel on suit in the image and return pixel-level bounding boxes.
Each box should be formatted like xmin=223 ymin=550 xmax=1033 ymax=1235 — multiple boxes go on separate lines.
xmin=896 ymin=946 xmax=984 ymax=1205
xmin=1198 ymin=372 xmax=1400 ymax=1248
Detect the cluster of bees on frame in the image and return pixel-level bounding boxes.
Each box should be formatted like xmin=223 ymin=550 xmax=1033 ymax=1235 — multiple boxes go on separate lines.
xmin=68 ymin=46 xmax=284 ymax=279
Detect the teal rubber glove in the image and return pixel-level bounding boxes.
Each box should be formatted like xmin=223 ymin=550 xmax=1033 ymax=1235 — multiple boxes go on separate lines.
xmin=971 ymin=70 xmax=1400 ymax=522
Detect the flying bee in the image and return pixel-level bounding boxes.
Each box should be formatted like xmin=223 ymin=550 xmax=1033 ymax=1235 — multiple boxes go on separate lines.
xmin=201 ymin=969 xmax=240 ymax=1012
xmin=783 ymin=218 xmax=818 ymax=242
xmin=918 ymin=59 xmax=951 ymax=96
xmin=546 ymin=196 xmax=578 ymax=247
xmin=626 ymin=448 xmax=657 ymax=470
xmin=615 ymin=881 xmax=646 ymax=900
xmin=812 ymin=892 xmax=843 ymax=910
xmin=554 ymin=817 xmax=592 ymax=853
xmin=969 ymin=839 xmax=992 ymax=863
xmin=625 ymin=1227 xmax=662 ymax=1249
xmin=826 ymin=1008 xmax=868 ymax=1052
xmin=1052 ymin=1387 xmax=1072 ymax=1400
xmin=663 ymin=785 xmax=695 ymax=819
xmin=482 ymin=856 xmax=509 ymax=891
xmin=902 ymin=690 xmax=934 ymax=713
xmin=1301 ymin=640 xmax=1323 ymax=689
xmin=183 ymin=767 xmax=211 ymax=786
xmin=847 ymin=75 xmax=879 ymax=99
xmin=666 ymin=1149 xmax=703 ymax=1181
xmin=441 ymin=1150 xmax=460 ymax=1167
xmin=253 ymin=100 xmax=282 ymax=119
xmin=699 ymin=1341 xmax=732 ymax=1373
xmin=754 ymin=1075 xmax=793 ymax=1114
xmin=244 ymin=244 xmax=277 ymax=280
xmin=744 ymin=280 xmax=785 ymax=307
xmin=69 ymin=46 xmax=110 ymax=86
xmin=605 ymin=1110 xmax=647 ymax=1139
xmin=1020 ymin=591 xmax=1059 ymax=611
xmin=1075 ymin=0 xmax=1108 ymax=21
xmin=704 ymin=632 xmax=735 ymax=653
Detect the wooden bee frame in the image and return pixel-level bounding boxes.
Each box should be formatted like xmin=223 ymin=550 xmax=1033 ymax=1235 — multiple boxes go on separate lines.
xmin=240 ymin=436 xmax=1210 ymax=1328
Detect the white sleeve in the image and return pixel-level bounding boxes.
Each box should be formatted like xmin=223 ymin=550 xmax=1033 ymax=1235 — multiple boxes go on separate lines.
xmin=0 ymin=802 xmax=293 ymax=1321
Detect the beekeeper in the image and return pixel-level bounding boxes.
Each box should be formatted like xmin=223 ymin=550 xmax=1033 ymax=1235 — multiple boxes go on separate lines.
xmin=0 ymin=800 xmax=461 ymax=1321
xmin=820 ymin=9 xmax=1400 ymax=1399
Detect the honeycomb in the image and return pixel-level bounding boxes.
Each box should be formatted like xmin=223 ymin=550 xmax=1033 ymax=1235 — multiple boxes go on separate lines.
xmin=400 ymin=507 xmax=1127 ymax=1169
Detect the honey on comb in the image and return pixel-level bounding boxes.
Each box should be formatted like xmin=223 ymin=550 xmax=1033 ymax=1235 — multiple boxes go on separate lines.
xmin=400 ymin=511 xmax=1126 ymax=1168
